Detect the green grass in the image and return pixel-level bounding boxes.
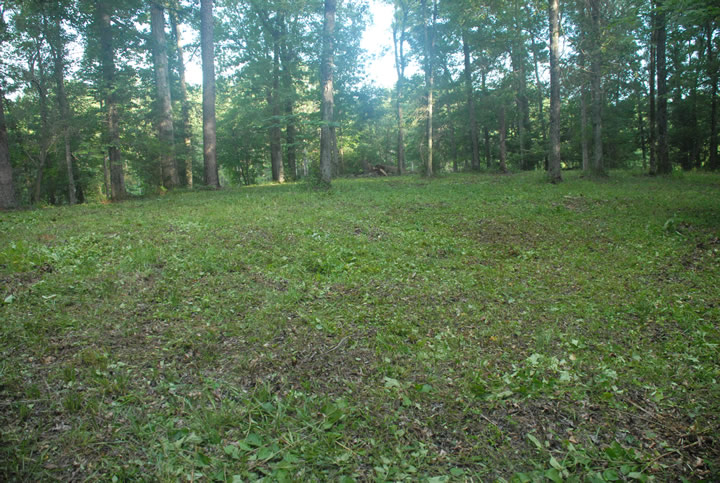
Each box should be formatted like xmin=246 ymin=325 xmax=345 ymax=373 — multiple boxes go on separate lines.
xmin=1 ymin=171 xmax=719 ymax=481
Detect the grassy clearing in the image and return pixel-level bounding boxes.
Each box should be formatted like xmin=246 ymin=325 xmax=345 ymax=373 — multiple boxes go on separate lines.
xmin=1 ymin=171 xmax=719 ymax=481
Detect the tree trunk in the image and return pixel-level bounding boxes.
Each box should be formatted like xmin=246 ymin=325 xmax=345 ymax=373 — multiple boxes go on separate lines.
xmin=482 ymin=69 xmax=491 ymax=168
xmin=151 ymin=4 xmax=179 ymax=189
xmin=97 ymin=0 xmax=126 ymax=200
xmin=656 ymin=0 xmax=670 ymax=174
xmin=201 ymin=0 xmax=219 ymax=188
xmin=320 ymin=0 xmax=336 ymax=186
xmin=548 ymin=0 xmax=562 ymax=183
xmin=30 ymin=41 xmax=51 ymax=204
xmin=499 ymin=105 xmax=508 ymax=173
xmin=462 ymin=32 xmax=480 ymax=171
xmin=588 ymin=0 xmax=604 ymax=175
xmin=649 ymin=8 xmax=657 ymax=175
xmin=531 ymin=34 xmax=547 ymax=157
xmin=707 ymin=23 xmax=719 ymax=170
xmin=392 ymin=7 xmax=407 ymax=175
xmin=422 ymin=0 xmax=437 ymax=176
xmin=48 ymin=21 xmax=76 ymax=205
xmin=270 ymin=30 xmax=284 ymax=183
xmin=170 ymin=10 xmax=193 ymax=188
xmin=280 ymin=19 xmax=297 ymax=180
xmin=0 ymin=87 xmax=17 ymax=209
xmin=637 ymin=99 xmax=647 ymax=170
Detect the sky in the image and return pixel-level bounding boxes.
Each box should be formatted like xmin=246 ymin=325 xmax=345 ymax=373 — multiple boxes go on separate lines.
xmin=185 ymin=0 xmax=401 ymax=89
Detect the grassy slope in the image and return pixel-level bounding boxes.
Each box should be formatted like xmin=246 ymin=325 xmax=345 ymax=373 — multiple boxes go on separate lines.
xmin=1 ymin=171 xmax=719 ymax=481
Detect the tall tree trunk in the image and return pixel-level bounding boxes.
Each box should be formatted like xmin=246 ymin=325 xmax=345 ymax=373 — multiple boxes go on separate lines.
xmin=30 ymin=41 xmax=51 ymax=204
xmin=201 ymin=0 xmax=219 ymax=187
xmin=151 ymin=4 xmax=179 ymax=189
xmin=649 ymin=8 xmax=657 ymax=175
xmin=580 ymin=82 xmax=590 ymax=171
xmin=588 ymin=0 xmax=604 ymax=175
xmin=320 ymin=0 xmax=336 ymax=186
xmin=531 ymin=34 xmax=547 ymax=156
xmin=0 ymin=87 xmax=17 ymax=209
xmin=548 ymin=0 xmax=562 ymax=183
xmin=656 ymin=0 xmax=670 ymax=174
xmin=707 ymin=23 xmax=719 ymax=170
xmin=280 ymin=19 xmax=297 ymax=180
xmin=269 ymin=35 xmax=284 ymax=183
xmin=462 ymin=32 xmax=480 ymax=171
xmin=48 ymin=21 xmax=76 ymax=205
xmin=392 ymin=5 xmax=407 ymax=174
xmin=97 ymin=0 xmax=126 ymax=200
xmin=499 ymin=105 xmax=508 ymax=173
xmin=422 ymin=0 xmax=437 ymax=176
xmin=170 ymin=10 xmax=193 ymax=188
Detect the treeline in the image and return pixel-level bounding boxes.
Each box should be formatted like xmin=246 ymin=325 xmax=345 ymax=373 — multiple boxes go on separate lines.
xmin=0 ymin=0 xmax=718 ymax=208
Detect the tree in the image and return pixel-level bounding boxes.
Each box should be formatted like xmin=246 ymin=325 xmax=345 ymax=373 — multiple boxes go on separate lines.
xmin=655 ymin=0 xmax=670 ymax=174
xmin=320 ymin=0 xmax=336 ymax=186
xmin=0 ymin=86 xmax=16 ymax=209
xmin=462 ymin=31 xmax=480 ymax=171
xmin=201 ymin=0 xmax=219 ymax=188
xmin=392 ymin=0 xmax=409 ymax=174
xmin=587 ymin=0 xmax=604 ymax=175
xmin=169 ymin=8 xmax=193 ymax=188
xmin=45 ymin=6 xmax=77 ymax=205
xmin=150 ymin=3 xmax=179 ymax=189
xmin=421 ymin=0 xmax=437 ymax=176
xmin=96 ymin=0 xmax=126 ymax=200
xmin=548 ymin=0 xmax=562 ymax=183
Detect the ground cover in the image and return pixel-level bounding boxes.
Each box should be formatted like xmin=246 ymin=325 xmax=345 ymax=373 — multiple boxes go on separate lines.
xmin=1 ymin=171 xmax=719 ymax=481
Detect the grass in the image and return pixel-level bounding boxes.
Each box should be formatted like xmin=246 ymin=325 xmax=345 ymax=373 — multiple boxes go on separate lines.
xmin=1 ymin=170 xmax=719 ymax=481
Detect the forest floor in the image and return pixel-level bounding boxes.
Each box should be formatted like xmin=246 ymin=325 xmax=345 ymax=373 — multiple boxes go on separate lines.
xmin=1 ymin=170 xmax=719 ymax=481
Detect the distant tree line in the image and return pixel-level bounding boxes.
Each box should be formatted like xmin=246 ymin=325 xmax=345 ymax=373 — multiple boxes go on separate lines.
xmin=0 ymin=0 xmax=718 ymax=208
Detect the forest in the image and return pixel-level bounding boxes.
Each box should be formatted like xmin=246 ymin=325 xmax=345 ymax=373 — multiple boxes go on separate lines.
xmin=0 ymin=0 xmax=717 ymax=204
xmin=1 ymin=0 xmax=720 ymax=481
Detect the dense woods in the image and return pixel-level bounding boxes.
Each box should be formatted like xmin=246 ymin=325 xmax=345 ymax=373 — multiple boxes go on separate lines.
xmin=0 ymin=0 xmax=718 ymax=203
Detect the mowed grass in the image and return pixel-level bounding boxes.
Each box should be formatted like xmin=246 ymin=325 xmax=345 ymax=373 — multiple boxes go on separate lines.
xmin=1 ymin=171 xmax=719 ymax=481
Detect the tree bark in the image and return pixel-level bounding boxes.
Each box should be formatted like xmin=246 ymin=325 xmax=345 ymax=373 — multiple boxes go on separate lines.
xmin=422 ymin=0 xmax=437 ymax=176
xmin=30 ymin=41 xmax=51 ymax=204
xmin=269 ymin=30 xmax=284 ymax=183
xmin=649 ymin=7 xmax=657 ymax=175
xmin=320 ymin=0 xmax=336 ymax=186
xmin=0 ymin=87 xmax=17 ymax=209
xmin=588 ymin=0 xmax=604 ymax=175
xmin=280 ymin=18 xmax=297 ymax=180
xmin=548 ymin=0 xmax=562 ymax=183
xmin=392 ymin=4 xmax=407 ymax=175
xmin=707 ymin=23 xmax=719 ymax=170
xmin=48 ymin=20 xmax=76 ymax=205
xmin=97 ymin=0 xmax=126 ymax=200
xmin=499 ymin=105 xmax=508 ymax=173
xmin=462 ymin=32 xmax=480 ymax=171
xmin=201 ymin=0 xmax=219 ymax=188
xmin=637 ymin=98 xmax=647 ymax=170
xmin=170 ymin=10 xmax=193 ymax=188
xmin=482 ymin=69 xmax=491 ymax=168
xmin=656 ymin=0 xmax=670 ymax=174
xmin=151 ymin=4 xmax=179 ymax=189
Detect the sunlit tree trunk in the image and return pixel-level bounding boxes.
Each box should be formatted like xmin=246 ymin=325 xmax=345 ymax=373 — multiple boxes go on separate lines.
xmin=0 ymin=86 xmax=17 ymax=209
xmin=151 ymin=4 xmax=179 ymax=189
xmin=421 ymin=0 xmax=437 ymax=176
xmin=269 ymin=28 xmax=284 ymax=183
xmin=201 ymin=0 xmax=219 ymax=188
xmin=320 ymin=0 xmax=336 ymax=186
xmin=280 ymin=18 xmax=297 ymax=180
xmin=548 ymin=0 xmax=562 ymax=183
